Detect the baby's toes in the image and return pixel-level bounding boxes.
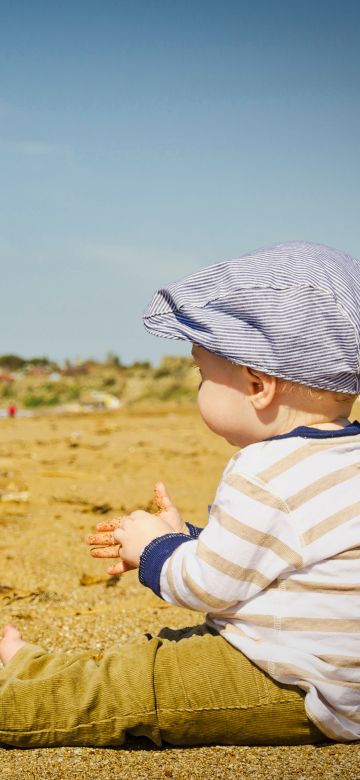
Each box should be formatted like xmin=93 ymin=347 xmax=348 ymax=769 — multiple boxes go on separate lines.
xmin=2 ymin=624 xmax=22 ymax=641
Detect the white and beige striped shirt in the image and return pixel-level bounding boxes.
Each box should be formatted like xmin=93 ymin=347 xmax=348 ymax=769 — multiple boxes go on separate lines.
xmin=159 ymin=427 xmax=360 ymax=741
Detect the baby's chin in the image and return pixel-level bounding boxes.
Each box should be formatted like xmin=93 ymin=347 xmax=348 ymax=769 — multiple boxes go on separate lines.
xmin=225 ymin=432 xmax=256 ymax=448
xmin=225 ymin=435 xmax=247 ymax=447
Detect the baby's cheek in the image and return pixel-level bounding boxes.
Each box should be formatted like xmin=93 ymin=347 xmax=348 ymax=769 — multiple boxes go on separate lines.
xmin=197 ymin=385 xmax=226 ymax=435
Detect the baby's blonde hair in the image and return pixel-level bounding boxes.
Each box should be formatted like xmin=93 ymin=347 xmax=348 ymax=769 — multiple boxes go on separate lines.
xmin=277 ymin=378 xmax=356 ymax=407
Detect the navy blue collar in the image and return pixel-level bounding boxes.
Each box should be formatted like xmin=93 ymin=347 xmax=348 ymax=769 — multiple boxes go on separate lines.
xmin=267 ymin=420 xmax=360 ymax=441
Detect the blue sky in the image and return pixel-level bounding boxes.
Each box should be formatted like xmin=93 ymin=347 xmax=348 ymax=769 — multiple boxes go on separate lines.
xmin=1 ymin=0 xmax=359 ymax=364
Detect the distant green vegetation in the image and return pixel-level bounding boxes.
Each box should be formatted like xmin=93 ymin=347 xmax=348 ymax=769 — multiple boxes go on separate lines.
xmin=0 ymin=354 xmax=58 ymax=371
xmin=0 ymin=353 xmax=198 ymax=409
xmin=0 ymin=383 xmax=14 ymax=399
xmin=24 ymin=393 xmax=60 ymax=408
xmin=0 ymin=354 xmax=26 ymax=371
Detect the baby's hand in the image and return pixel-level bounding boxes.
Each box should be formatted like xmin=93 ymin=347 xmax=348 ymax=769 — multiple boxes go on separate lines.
xmin=116 ymin=510 xmax=174 ymax=568
xmin=87 ymin=510 xmax=173 ymax=574
xmin=86 ymin=482 xmax=189 ymax=576
xmin=153 ymin=481 xmax=189 ymax=535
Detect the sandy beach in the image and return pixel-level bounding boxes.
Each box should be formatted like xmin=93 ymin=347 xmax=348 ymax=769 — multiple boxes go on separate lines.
xmin=0 ymin=408 xmax=359 ymax=779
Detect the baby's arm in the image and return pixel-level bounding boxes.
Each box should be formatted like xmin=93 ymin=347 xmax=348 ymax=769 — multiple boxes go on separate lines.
xmin=139 ymin=471 xmax=303 ymax=613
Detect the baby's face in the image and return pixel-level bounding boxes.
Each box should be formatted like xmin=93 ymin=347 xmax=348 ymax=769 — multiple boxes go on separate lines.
xmin=191 ymin=345 xmax=257 ymax=447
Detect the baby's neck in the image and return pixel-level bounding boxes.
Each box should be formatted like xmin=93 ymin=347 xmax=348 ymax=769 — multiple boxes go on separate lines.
xmin=297 ymin=416 xmax=350 ymax=430
xmin=275 ymin=412 xmax=351 ymax=438
xmin=264 ymin=395 xmax=353 ymax=440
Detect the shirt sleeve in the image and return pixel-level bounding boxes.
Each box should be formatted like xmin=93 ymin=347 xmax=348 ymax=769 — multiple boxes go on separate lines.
xmin=139 ymin=533 xmax=193 ymax=596
xmin=156 ymin=467 xmax=303 ymax=613
xmin=138 ymin=525 xmax=203 ymax=595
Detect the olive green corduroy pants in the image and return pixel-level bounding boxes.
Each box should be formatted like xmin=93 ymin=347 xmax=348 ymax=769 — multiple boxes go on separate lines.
xmin=0 ymin=624 xmax=324 ymax=748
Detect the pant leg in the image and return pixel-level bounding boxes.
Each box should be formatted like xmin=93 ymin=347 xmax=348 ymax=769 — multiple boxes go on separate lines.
xmin=0 ymin=628 xmax=325 ymax=748
xmin=0 ymin=639 xmax=161 ymax=748
xmin=154 ymin=629 xmax=325 ymax=746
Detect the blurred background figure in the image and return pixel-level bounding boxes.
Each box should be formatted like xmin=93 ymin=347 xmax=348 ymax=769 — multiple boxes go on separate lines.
xmin=7 ymin=404 xmax=17 ymax=418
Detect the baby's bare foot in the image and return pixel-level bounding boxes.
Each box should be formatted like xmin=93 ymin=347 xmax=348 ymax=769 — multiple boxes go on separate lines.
xmin=0 ymin=624 xmax=26 ymax=665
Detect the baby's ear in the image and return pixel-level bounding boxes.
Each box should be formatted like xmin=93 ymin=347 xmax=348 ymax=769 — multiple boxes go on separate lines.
xmin=244 ymin=367 xmax=277 ymax=410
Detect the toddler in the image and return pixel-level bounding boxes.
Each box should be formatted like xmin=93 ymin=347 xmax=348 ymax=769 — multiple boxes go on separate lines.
xmin=1 ymin=240 xmax=359 ymax=746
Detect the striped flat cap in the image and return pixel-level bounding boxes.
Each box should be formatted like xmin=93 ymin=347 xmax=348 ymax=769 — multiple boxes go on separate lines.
xmin=143 ymin=241 xmax=360 ymax=394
